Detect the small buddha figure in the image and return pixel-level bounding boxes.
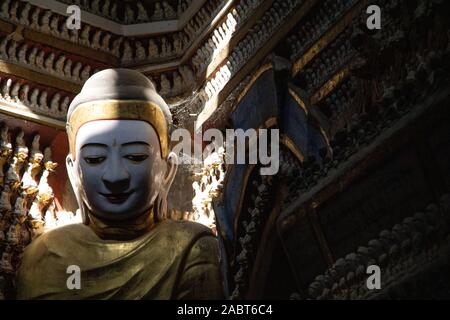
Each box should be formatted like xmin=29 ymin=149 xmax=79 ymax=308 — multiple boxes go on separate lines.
xmin=152 ymin=2 xmax=164 ymax=21
xmin=30 ymin=7 xmax=40 ymax=29
xmin=49 ymin=16 xmax=60 ymax=37
xmin=29 ymin=88 xmax=39 ymax=108
xmin=15 ymin=130 xmax=28 ymax=164
xmin=0 ymin=185 xmax=12 ymax=213
xmin=124 ymin=5 xmax=135 ymax=24
xmin=35 ymin=50 xmax=45 ymax=69
xmin=5 ymin=156 xmax=21 ymax=191
xmin=17 ymin=69 xmax=223 ymax=300
xmin=91 ymin=0 xmax=100 ymax=14
xmin=17 ymin=44 xmax=28 ymax=64
xmin=80 ymin=25 xmax=91 ymax=46
xmin=28 ymin=198 xmax=44 ymax=237
xmin=162 ymin=1 xmax=176 ymax=19
xmin=101 ymin=0 xmax=111 ymax=17
xmin=43 ymin=147 xmax=58 ymax=172
xmin=30 ymin=135 xmax=43 ymax=163
xmin=173 ymin=34 xmax=183 ymax=55
xmin=0 ymin=126 xmax=13 ymax=184
xmin=21 ymin=135 xmax=43 ymax=194
xmin=7 ymin=40 xmax=17 ymax=62
xmin=6 ymin=218 xmax=21 ymax=247
xmin=55 ymin=55 xmax=66 ymax=74
xmin=110 ymin=2 xmax=117 ymax=19
xmin=135 ymin=41 xmax=146 ymax=60
xmin=42 ymin=201 xmax=57 ymax=229
xmin=122 ymin=41 xmax=133 ymax=62
xmin=20 ymin=84 xmax=30 ymax=105
xmin=28 ymin=198 xmax=42 ymax=224
xmin=9 ymin=0 xmax=19 ymax=22
xmin=36 ymin=149 xmax=57 ymax=208
xmin=44 ymin=53 xmax=55 ymax=73
xmin=101 ymin=33 xmax=111 ymax=51
xmin=49 ymin=93 xmax=61 ymax=116
xmin=0 ymin=246 xmax=14 ymax=274
xmin=40 ymin=11 xmax=52 ymax=33
xmin=0 ymin=0 xmax=11 ymax=19
xmin=136 ymin=1 xmax=149 ymax=22
xmin=92 ymin=30 xmax=102 ymax=50
xmin=148 ymin=39 xmax=159 ymax=58
xmin=0 ymin=38 xmax=9 ymax=59
xmin=13 ymin=193 xmax=27 ymax=225
xmin=63 ymin=59 xmax=72 ymax=78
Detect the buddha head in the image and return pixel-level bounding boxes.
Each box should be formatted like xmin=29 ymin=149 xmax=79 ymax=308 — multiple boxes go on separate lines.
xmin=66 ymin=69 xmax=177 ymax=239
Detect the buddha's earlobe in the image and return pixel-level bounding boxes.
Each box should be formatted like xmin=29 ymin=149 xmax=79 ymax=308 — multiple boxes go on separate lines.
xmin=154 ymin=152 xmax=178 ymax=221
xmin=164 ymin=152 xmax=178 ymax=189
xmin=66 ymin=155 xmax=89 ymax=225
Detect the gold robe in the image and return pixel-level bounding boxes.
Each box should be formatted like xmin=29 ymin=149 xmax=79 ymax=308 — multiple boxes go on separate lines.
xmin=16 ymin=220 xmax=224 ymax=299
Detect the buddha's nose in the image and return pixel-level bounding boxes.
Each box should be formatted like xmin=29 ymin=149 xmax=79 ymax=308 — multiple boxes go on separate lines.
xmin=102 ymin=155 xmax=130 ymax=192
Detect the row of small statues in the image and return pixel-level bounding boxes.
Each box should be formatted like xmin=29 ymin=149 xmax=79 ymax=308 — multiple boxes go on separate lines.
xmin=301 ymin=28 xmax=354 ymax=92
xmin=283 ymin=49 xmax=446 ymax=208
xmin=57 ymin=0 xmax=178 ymax=24
xmin=120 ymin=0 xmax=224 ymax=62
xmin=287 ymin=0 xmax=357 ymax=60
xmin=0 ymin=126 xmax=81 ymax=295
xmin=156 ymin=69 xmax=189 ymax=97
xmin=0 ymin=0 xmax=219 ymax=64
xmin=196 ymin=0 xmax=303 ymax=106
xmin=0 ymin=36 xmax=98 ymax=84
xmin=0 ymin=0 xmax=266 ymax=103
xmin=0 ymin=127 xmax=56 ymax=281
xmin=0 ymin=0 xmax=287 ymax=105
xmin=191 ymin=148 xmax=226 ymax=231
xmin=191 ymin=0 xmax=269 ymax=77
xmin=231 ymin=174 xmax=272 ymax=300
xmin=191 ymin=11 xmax=239 ymax=76
xmin=305 ymin=194 xmax=450 ymax=300
xmin=321 ymin=78 xmax=355 ymax=122
xmin=121 ymin=35 xmax=187 ymax=62
xmin=0 ymin=77 xmax=71 ymax=120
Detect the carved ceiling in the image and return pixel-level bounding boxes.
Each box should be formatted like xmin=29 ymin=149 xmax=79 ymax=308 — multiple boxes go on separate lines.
xmin=54 ymin=0 xmax=186 ymax=24
xmin=0 ymin=0 xmax=376 ymax=135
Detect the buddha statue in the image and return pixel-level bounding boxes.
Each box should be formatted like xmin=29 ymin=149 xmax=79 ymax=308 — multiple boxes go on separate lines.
xmin=16 ymin=69 xmax=223 ymax=300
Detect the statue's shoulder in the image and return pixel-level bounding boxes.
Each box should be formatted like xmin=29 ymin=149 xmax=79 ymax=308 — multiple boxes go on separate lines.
xmin=16 ymin=224 xmax=89 ymax=298
xmin=157 ymin=219 xmax=215 ymax=246
xmin=159 ymin=219 xmax=213 ymax=236
xmin=157 ymin=220 xmax=220 ymax=269
xmin=21 ymin=223 xmax=91 ymax=262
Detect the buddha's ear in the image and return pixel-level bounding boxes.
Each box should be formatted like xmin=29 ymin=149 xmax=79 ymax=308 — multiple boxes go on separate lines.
xmin=163 ymin=151 xmax=178 ymax=191
xmin=154 ymin=152 xmax=178 ymax=221
xmin=66 ymin=154 xmax=89 ymax=225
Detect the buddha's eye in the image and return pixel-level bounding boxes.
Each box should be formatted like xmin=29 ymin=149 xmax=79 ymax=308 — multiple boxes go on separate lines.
xmin=84 ymin=156 xmax=106 ymax=165
xmin=124 ymin=154 xmax=149 ymax=162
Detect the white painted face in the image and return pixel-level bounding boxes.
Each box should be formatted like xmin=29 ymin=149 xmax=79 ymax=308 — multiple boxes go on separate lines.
xmin=67 ymin=120 xmax=170 ymax=221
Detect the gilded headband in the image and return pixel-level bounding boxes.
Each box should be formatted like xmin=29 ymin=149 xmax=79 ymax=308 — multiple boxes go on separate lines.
xmin=66 ymin=100 xmax=169 ymax=159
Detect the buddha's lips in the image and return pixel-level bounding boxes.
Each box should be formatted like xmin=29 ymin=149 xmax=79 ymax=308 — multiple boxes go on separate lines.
xmin=99 ymin=191 xmax=133 ymax=204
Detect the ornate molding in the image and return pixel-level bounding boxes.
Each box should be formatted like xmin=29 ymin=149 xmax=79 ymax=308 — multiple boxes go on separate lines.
xmin=291 ymin=0 xmax=367 ymax=76
xmin=300 ymin=194 xmax=450 ymax=300
xmin=0 ymin=124 xmax=79 ymax=298
xmin=0 ymin=75 xmax=71 ymax=123
xmin=0 ymin=36 xmax=101 ymax=86
xmin=196 ymin=0 xmax=315 ymax=127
